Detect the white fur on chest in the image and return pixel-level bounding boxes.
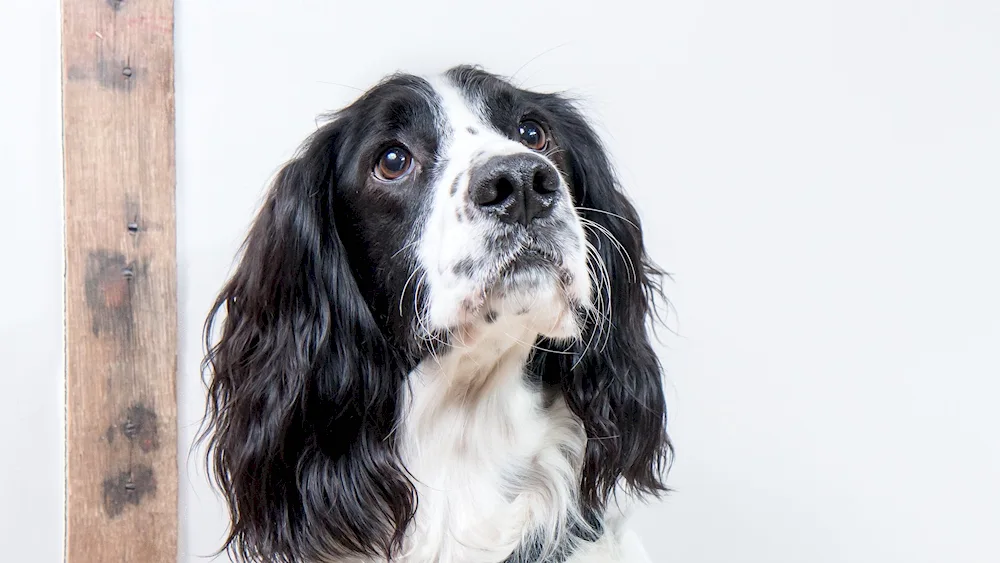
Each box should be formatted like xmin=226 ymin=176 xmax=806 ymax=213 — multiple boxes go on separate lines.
xmin=397 ymin=320 xmax=586 ymax=563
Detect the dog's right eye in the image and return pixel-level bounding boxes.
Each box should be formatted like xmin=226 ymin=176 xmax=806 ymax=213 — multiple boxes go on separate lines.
xmin=374 ymin=147 xmax=413 ymax=181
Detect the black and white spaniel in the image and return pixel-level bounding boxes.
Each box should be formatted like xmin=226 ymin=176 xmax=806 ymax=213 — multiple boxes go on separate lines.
xmin=201 ymin=65 xmax=671 ymax=563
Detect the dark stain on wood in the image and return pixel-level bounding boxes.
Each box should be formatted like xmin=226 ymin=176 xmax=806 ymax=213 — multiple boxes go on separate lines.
xmin=102 ymin=465 xmax=155 ymax=518
xmin=84 ymin=250 xmax=138 ymax=337
xmin=67 ymin=58 xmax=138 ymax=92
xmin=121 ymin=403 xmax=159 ymax=453
xmin=106 ymin=0 xmax=125 ymax=11
xmin=95 ymin=57 xmax=136 ymax=92
xmin=104 ymin=425 xmax=115 ymax=444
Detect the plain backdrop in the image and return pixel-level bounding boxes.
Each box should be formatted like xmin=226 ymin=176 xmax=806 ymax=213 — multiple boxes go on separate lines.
xmin=3 ymin=1 xmax=999 ymax=562
xmin=0 ymin=1 xmax=65 ymax=562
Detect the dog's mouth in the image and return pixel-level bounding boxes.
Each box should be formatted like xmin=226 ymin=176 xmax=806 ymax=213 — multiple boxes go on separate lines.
xmin=505 ymin=247 xmax=559 ymax=271
xmin=488 ymin=245 xmax=562 ymax=286
xmin=436 ymin=234 xmax=589 ymax=338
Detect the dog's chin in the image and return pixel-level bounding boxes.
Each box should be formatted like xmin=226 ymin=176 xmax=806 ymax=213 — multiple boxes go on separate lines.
xmin=491 ymin=278 xmax=584 ymax=340
xmin=428 ymin=264 xmax=586 ymax=342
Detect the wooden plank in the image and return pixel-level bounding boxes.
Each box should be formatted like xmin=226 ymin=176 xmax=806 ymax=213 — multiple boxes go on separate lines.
xmin=62 ymin=1 xmax=177 ymax=561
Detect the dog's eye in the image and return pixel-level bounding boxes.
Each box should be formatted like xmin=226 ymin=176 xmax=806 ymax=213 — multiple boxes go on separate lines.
xmin=518 ymin=120 xmax=547 ymax=151
xmin=374 ymin=147 xmax=413 ymax=181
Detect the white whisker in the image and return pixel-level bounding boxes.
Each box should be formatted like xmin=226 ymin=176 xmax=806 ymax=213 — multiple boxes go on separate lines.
xmin=576 ymin=206 xmax=641 ymax=231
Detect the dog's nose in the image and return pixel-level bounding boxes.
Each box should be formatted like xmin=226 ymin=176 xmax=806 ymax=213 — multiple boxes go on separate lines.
xmin=469 ymin=154 xmax=560 ymax=226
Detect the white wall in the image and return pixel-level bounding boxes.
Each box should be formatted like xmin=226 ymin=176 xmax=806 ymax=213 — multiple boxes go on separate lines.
xmin=0 ymin=2 xmax=65 ymax=562
xmin=175 ymin=1 xmax=1000 ymax=562
xmin=2 ymin=1 xmax=997 ymax=562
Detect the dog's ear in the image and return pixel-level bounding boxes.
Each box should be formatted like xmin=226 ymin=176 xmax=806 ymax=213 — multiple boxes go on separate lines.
xmin=531 ymin=96 xmax=673 ymax=514
xmin=201 ymin=124 xmax=414 ymax=562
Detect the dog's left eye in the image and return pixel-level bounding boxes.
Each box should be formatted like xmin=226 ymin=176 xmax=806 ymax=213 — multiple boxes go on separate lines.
xmin=374 ymin=147 xmax=413 ymax=181
xmin=518 ymin=120 xmax=547 ymax=151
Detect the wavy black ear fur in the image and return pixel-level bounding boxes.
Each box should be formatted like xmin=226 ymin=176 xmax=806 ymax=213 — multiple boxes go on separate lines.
xmin=201 ymin=124 xmax=414 ymax=562
xmin=531 ymin=96 xmax=673 ymax=513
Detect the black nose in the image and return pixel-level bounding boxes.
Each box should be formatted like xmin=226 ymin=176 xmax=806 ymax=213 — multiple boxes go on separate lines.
xmin=469 ymin=154 xmax=560 ymax=226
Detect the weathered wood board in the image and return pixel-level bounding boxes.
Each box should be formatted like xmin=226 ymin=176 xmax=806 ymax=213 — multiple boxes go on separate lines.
xmin=62 ymin=0 xmax=177 ymax=561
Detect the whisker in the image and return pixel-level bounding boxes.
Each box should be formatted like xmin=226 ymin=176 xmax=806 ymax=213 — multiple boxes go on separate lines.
xmin=412 ymin=273 xmax=449 ymax=365
xmin=590 ymin=242 xmax=616 ymax=352
xmin=510 ymin=43 xmax=571 ymax=83
xmin=314 ymin=80 xmax=364 ymax=92
xmin=574 ymin=242 xmax=613 ymax=366
xmin=392 ymin=240 xmax=418 ymax=259
xmin=577 ymin=206 xmax=640 ymax=231
xmin=581 ymin=218 xmax=637 ymax=283
xmin=399 ymin=266 xmax=422 ymax=317
xmin=543 ymin=147 xmax=567 ymax=160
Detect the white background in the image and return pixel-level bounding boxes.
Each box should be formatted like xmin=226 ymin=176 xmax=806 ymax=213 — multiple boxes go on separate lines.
xmin=3 ymin=1 xmax=999 ymax=562
xmin=0 ymin=2 xmax=64 ymax=562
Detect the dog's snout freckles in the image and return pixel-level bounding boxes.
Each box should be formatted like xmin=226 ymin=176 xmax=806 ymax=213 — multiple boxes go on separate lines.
xmin=415 ymin=76 xmax=592 ymax=333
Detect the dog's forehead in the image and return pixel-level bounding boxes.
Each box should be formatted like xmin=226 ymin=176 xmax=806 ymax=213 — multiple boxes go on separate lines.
xmin=421 ymin=72 xmax=531 ymax=161
xmin=427 ymin=74 xmax=492 ymax=136
xmin=338 ymin=70 xmax=519 ymax=149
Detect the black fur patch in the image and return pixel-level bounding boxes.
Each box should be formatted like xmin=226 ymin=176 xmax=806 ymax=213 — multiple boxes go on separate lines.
xmin=502 ymin=511 xmax=604 ymax=562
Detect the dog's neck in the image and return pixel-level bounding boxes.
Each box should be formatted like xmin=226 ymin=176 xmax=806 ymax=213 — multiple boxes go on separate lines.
xmin=399 ymin=319 xmax=587 ymax=562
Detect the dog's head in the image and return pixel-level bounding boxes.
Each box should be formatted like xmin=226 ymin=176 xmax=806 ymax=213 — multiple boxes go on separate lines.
xmin=323 ymin=67 xmax=595 ymax=351
xmin=203 ymin=65 xmax=670 ymax=562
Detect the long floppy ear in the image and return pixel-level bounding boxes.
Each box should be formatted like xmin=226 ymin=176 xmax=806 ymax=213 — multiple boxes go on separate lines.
xmin=532 ymin=97 xmax=673 ymax=514
xmin=201 ymin=126 xmax=414 ymax=562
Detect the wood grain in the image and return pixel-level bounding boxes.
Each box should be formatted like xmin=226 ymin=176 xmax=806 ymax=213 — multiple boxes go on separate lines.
xmin=62 ymin=0 xmax=177 ymax=561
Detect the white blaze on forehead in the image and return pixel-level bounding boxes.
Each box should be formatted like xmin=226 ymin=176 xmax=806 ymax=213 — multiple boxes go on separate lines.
xmin=427 ymin=74 xmax=490 ymax=137
xmin=427 ymin=74 xmax=532 ymax=163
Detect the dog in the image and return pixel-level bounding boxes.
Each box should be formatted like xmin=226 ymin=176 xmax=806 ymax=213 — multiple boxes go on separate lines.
xmin=201 ymin=65 xmax=671 ymax=563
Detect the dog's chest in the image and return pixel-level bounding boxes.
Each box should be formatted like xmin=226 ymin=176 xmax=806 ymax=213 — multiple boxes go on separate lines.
xmin=398 ymin=353 xmax=586 ymax=563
